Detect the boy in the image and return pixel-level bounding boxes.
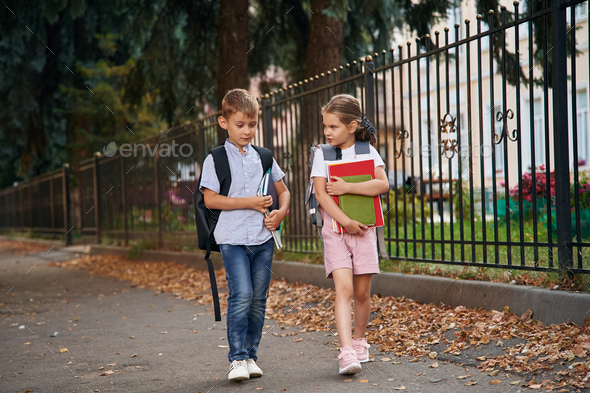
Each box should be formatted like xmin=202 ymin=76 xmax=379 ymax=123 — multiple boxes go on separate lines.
xmin=200 ymin=88 xmax=290 ymax=381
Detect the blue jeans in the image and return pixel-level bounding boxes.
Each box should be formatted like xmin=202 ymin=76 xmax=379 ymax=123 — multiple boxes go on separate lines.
xmin=220 ymin=239 xmax=274 ymax=362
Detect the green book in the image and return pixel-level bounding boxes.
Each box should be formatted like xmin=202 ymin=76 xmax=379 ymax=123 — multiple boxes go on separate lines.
xmin=338 ymin=174 xmax=376 ymax=226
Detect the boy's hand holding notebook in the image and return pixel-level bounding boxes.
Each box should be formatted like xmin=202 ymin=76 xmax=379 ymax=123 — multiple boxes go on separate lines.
xmin=258 ymin=168 xmax=283 ymax=249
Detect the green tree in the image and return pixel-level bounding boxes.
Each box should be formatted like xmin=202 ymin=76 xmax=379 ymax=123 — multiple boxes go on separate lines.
xmin=0 ymin=0 xmax=143 ymax=186
xmin=61 ymin=33 xmax=165 ymax=160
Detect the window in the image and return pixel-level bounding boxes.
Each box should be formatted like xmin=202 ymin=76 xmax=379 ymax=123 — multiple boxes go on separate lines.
xmin=447 ymin=1 xmax=462 ymax=42
xmin=566 ymin=3 xmax=587 ymax=24
xmin=421 ymin=117 xmax=438 ymax=173
xmin=533 ymin=98 xmax=547 ymax=165
xmin=575 ymin=88 xmax=589 ymax=165
xmin=494 ymin=115 xmax=505 ymax=172
xmin=575 ymin=2 xmax=587 ymax=19
xmin=484 ymin=104 xmax=507 ymax=174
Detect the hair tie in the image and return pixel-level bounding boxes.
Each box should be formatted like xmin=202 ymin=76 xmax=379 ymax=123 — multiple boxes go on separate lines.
xmin=360 ymin=113 xmax=376 ymax=140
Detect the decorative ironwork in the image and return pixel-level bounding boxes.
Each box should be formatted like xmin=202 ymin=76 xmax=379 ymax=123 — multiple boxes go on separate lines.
xmin=440 ymin=113 xmax=458 ymax=159
xmin=494 ymin=109 xmax=519 ymax=144
xmin=394 ymin=130 xmax=412 ymax=158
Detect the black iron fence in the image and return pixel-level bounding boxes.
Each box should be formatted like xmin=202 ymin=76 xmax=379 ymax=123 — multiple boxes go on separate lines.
xmin=75 ymin=113 xmax=266 ymax=247
xmin=0 ymin=166 xmax=72 ymax=244
xmin=262 ymin=0 xmax=590 ymax=275
xmin=1 ymin=0 xmax=588 ymax=275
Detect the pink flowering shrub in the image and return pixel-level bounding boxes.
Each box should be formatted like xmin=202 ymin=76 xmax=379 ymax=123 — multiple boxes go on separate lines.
xmin=509 ymin=165 xmax=555 ymax=203
xmin=573 ymin=181 xmax=590 ymax=210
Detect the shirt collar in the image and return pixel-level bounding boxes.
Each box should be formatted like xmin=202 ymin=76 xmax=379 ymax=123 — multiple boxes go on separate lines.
xmin=224 ymin=139 xmax=251 ymax=154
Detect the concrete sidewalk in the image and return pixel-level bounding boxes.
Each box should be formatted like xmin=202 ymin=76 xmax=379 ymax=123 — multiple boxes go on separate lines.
xmin=87 ymin=244 xmax=590 ymax=327
xmin=1 ymin=246 xmax=532 ymax=393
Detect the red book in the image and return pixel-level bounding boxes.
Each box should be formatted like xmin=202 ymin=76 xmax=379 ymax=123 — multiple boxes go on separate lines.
xmin=327 ymin=159 xmax=384 ymax=233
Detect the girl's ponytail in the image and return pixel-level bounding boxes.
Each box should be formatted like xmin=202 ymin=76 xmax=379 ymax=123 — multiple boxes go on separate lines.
xmin=358 ymin=113 xmax=377 ymax=145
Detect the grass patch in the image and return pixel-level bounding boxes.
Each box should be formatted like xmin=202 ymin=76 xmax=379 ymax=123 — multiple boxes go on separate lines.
xmin=127 ymin=239 xmax=156 ymax=260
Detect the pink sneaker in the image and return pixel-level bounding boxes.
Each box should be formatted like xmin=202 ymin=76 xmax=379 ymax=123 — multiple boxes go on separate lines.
xmin=353 ymin=338 xmax=370 ymax=363
xmin=338 ymin=347 xmax=362 ymax=375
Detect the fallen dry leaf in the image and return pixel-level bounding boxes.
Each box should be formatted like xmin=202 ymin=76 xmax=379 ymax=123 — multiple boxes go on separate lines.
xmin=359 ymin=379 xmax=368 ymax=383
xmin=392 ymin=386 xmax=406 ymax=390
xmin=464 ymin=380 xmax=478 ymax=386
xmin=429 ymin=362 xmax=439 ymax=368
xmin=59 ymin=348 xmax=68 ymax=353
xmin=489 ymin=379 xmax=501 ymax=384
xmin=100 ymin=370 xmax=114 ymax=376
xmin=521 ymin=309 xmax=534 ymax=320
xmin=52 ymin=253 xmax=590 ymax=391
xmin=0 ymin=240 xmax=52 ymax=256
xmin=457 ymin=375 xmax=471 ymax=380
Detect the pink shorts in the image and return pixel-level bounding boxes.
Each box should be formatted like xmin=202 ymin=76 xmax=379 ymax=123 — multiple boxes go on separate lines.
xmin=320 ymin=209 xmax=380 ymax=279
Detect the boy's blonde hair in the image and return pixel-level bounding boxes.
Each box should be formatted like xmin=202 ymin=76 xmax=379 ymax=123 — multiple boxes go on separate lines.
xmin=221 ymin=88 xmax=259 ymax=119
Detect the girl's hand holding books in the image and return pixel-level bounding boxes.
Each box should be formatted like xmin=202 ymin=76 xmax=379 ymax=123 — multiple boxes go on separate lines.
xmin=340 ymin=218 xmax=368 ymax=236
xmin=326 ymin=176 xmax=350 ymax=196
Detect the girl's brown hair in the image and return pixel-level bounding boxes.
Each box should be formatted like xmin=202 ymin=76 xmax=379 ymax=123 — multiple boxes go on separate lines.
xmin=321 ymin=94 xmax=375 ymax=145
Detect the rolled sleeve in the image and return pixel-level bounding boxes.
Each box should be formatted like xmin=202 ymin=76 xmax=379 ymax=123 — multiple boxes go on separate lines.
xmin=271 ymin=158 xmax=285 ymax=182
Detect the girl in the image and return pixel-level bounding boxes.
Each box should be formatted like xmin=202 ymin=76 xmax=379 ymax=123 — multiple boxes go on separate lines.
xmin=310 ymin=94 xmax=389 ymax=375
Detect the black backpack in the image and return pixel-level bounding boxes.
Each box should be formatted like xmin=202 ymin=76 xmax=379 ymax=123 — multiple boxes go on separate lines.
xmin=194 ymin=144 xmax=273 ymax=321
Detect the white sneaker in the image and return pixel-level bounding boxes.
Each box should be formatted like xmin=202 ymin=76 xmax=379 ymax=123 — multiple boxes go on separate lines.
xmin=228 ymin=360 xmax=249 ymax=381
xmin=247 ymin=359 xmax=263 ymax=377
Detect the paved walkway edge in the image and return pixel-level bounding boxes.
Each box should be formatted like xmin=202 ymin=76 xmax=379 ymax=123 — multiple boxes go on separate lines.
xmin=86 ymin=244 xmax=589 ymax=327
xmin=3 ymin=237 xmax=586 ymax=327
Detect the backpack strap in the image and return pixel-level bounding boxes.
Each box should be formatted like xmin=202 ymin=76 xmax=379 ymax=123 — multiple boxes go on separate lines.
xmin=252 ymin=145 xmax=273 ymax=173
xmin=319 ymin=144 xmax=337 ymax=161
xmin=321 ymin=141 xmax=370 ymax=161
xmin=355 ymin=140 xmax=370 ymax=155
xmin=211 ymin=146 xmax=232 ymax=197
xmin=203 ymin=145 xmax=230 ymax=322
